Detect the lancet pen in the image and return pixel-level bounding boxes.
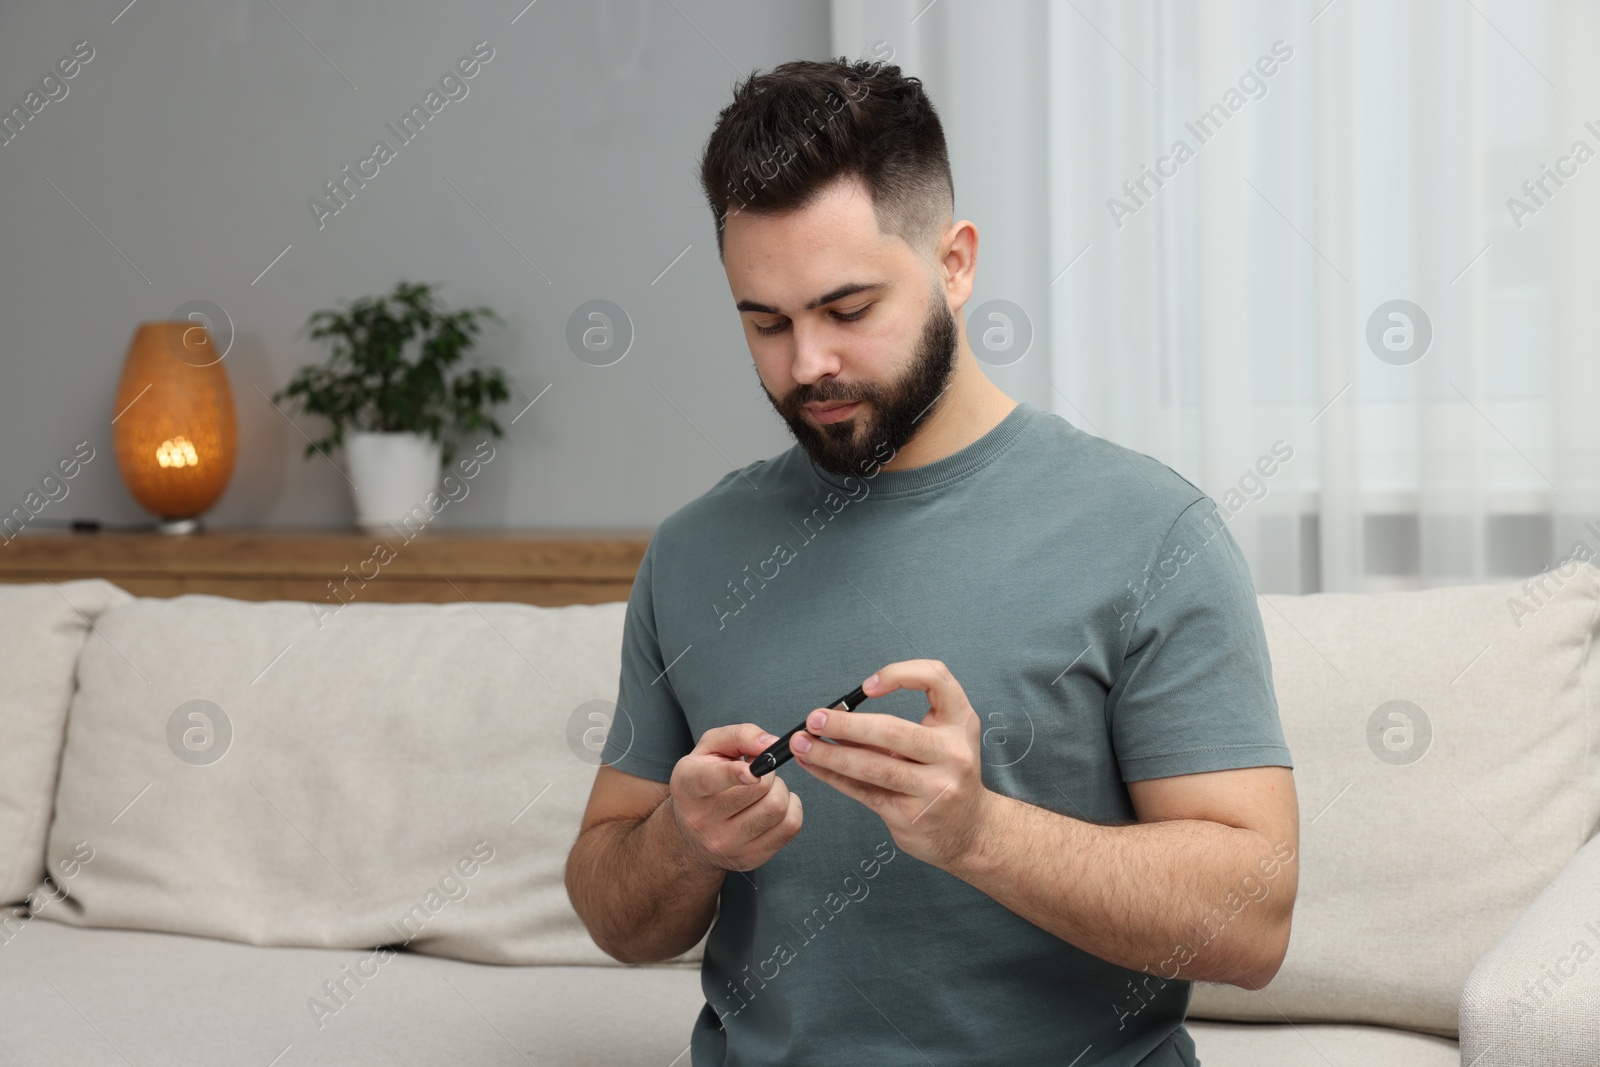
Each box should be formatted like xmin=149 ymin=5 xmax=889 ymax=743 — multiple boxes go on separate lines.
xmin=748 ymin=684 xmax=870 ymax=777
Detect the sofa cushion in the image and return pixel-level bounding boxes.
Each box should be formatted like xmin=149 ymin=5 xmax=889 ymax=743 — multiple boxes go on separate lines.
xmin=0 ymin=922 xmax=1459 ymax=1067
xmin=39 ymin=593 xmax=698 ymax=967
xmin=0 ymin=579 xmax=131 ymax=907
xmin=0 ymin=919 xmax=703 ymax=1066
xmin=1186 ymin=1020 xmax=1458 ymax=1067
xmin=1189 ymin=562 xmax=1600 ymax=1036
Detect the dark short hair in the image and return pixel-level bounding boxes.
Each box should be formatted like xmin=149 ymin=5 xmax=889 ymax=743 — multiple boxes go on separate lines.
xmin=697 ymin=57 xmax=954 ymax=263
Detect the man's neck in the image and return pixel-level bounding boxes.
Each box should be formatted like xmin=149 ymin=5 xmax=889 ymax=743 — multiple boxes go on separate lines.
xmin=880 ymin=370 xmax=1019 ymax=473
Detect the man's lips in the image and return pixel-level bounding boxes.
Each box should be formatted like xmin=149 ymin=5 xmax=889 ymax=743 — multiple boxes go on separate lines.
xmin=805 ymin=401 xmax=862 ymax=424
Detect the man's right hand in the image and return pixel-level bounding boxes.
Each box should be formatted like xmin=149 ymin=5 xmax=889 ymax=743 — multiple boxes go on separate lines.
xmin=668 ymin=724 xmax=803 ymax=873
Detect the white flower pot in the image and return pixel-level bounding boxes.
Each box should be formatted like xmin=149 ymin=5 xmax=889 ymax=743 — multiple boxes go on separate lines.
xmin=343 ymin=431 xmax=443 ymax=534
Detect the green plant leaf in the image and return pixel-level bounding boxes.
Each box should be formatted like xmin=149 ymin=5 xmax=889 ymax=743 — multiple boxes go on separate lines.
xmin=272 ymin=280 xmax=512 ymax=464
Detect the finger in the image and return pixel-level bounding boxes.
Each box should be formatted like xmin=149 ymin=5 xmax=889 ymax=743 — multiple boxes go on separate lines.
xmin=790 ymin=726 xmax=896 ymax=759
xmin=679 ymin=726 xmax=780 ymax=799
xmin=698 ymin=723 xmax=779 ymax=759
xmin=862 ymin=660 xmax=969 ymax=725
xmin=733 ymin=775 xmax=793 ymax=839
xmin=679 ymin=751 xmax=765 ymax=800
xmin=795 ymin=750 xmax=882 ymax=810
xmin=742 ymin=790 xmax=803 ymax=856
xmin=708 ymin=768 xmax=779 ymax=820
xmin=797 ymin=734 xmax=922 ymax=796
xmin=802 ymin=710 xmax=938 ymax=764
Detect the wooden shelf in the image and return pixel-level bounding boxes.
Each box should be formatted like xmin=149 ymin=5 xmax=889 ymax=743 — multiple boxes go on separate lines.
xmin=0 ymin=528 xmax=653 ymax=607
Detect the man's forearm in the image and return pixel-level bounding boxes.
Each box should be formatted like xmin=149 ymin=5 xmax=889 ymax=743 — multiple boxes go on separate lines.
xmin=566 ymin=797 xmax=725 ymax=964
xmin=946 ymin=794 xmax=1296 ymax=988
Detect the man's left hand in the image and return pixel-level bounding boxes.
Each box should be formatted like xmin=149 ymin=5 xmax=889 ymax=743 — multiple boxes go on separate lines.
xmin=791 ymin=658 xmax=994 ymax=869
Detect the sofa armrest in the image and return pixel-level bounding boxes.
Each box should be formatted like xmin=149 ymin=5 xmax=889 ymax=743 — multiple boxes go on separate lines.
xmin=1460 ymin=830 xmax=1600 ymax=1066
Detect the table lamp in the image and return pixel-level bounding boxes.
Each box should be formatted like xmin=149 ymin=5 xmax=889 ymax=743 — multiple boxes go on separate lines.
xmin=112 ymin=321 xmax=238 ymax=534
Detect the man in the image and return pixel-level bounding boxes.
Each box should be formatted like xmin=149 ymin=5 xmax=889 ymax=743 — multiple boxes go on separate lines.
xmin=565 ymin=56 xmax=1297 ymax=1067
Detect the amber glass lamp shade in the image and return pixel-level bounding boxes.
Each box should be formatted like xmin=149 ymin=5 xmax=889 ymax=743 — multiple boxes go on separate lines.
xmin=112 ymin=321 xmax=238 ymax=533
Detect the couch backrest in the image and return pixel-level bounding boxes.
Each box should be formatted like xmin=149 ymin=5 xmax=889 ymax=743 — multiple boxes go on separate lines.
xmin=39 ymin=592 xmax=698 ymax=967
xmin=1189 ymin=562 xmax=1600 ymax=1037
xmin=0 ymin=580 xmax=131 ymax=910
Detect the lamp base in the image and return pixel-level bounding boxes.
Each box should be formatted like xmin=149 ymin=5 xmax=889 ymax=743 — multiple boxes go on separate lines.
xmin=156 ymin=517 xmax=202 ymax=535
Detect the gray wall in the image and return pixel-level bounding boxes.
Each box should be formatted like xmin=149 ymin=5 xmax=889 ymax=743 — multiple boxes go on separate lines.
xmin=0 ymin=0 xmax=829 ymax=531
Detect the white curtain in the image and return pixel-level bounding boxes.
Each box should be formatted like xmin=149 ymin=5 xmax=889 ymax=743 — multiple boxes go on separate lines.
xmin=831 ymin=0 xmax=1600 ymax=593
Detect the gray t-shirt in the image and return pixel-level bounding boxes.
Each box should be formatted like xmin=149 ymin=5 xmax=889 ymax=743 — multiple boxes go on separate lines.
xmin=602 ymin=400 xmax=1293 ymax=1067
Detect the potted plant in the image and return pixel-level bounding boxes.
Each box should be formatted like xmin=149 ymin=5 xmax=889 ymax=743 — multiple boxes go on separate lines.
xmin=273 ymin=280 xmax=509 ymax=532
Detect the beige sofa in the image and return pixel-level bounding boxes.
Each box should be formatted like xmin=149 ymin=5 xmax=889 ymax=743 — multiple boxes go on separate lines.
xmin=1 ymin=565 xmax=1596 ymax=1066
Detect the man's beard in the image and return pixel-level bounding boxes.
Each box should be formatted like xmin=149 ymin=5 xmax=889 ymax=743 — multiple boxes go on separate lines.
xmin=764 ymin=285 xmax=959 ymax=477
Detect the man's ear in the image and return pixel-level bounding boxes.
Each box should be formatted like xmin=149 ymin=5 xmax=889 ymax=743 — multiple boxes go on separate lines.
xmin=937 ymin=218 xmax=978 ymax=306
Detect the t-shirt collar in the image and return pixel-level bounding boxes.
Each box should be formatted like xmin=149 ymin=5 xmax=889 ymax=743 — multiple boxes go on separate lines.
xmin=805 ymin=400 xmax=1038 ymax=500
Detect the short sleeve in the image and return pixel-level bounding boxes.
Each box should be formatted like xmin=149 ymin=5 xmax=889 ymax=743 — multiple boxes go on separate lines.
xmin=1106 ymin=497 xmax=1294 ymax=781
xmin=601 ymin=534 xmax=695 ymax=782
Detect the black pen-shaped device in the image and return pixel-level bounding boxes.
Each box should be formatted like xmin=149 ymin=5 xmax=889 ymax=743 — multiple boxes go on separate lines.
xmin=748 ymin=684 xmax=870 ymax=777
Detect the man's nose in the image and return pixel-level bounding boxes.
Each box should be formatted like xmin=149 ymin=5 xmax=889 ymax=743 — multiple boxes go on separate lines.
xmin=788 ymin=319 xmax=843 ymax=385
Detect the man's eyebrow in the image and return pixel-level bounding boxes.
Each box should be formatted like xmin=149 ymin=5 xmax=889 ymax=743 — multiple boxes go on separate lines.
xmin=734 ymin=282 xmax=885 ymax=316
